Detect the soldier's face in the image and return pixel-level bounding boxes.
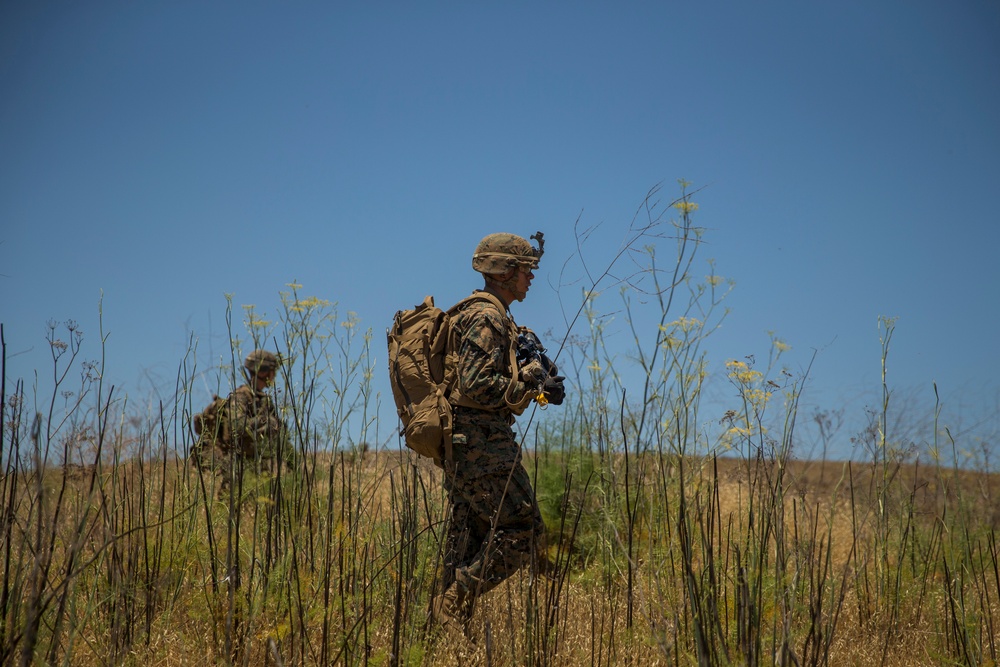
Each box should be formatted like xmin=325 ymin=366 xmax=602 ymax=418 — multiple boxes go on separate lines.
xmin=256 ymin=369 xmax=276 ymax=388
xmin=514 ymin=266 xmax=533 ymax=301
xmin=519 ymin=266 xmax=533 ymax=289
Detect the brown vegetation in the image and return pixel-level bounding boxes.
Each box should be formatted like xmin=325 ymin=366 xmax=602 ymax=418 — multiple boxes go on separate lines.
xmin=3 ymin=447 xmax=999 ymax=666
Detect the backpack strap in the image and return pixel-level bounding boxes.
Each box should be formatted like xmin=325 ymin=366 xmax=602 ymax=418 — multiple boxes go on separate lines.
xmin=448 ymin=290 xmax=507 ymax=314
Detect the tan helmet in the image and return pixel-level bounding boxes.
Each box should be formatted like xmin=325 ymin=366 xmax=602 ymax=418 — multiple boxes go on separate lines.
xmin=244 ymin=349 xmax=280 ymax=375
xmin=472 ymin=232 xmax=545 ymax=276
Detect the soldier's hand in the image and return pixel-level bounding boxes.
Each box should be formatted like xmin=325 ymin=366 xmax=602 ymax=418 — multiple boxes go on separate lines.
xmin=542 ymin=375 xmax=565 ymax=405
xmin=520 ymin=359 xmax=548 ymax=387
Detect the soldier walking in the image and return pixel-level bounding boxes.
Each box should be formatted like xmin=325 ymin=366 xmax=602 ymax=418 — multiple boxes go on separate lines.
xmin=191 ymin=349 xmax=292 ymax=492
xmin=433 ymin=232 xmax=566 ymax=631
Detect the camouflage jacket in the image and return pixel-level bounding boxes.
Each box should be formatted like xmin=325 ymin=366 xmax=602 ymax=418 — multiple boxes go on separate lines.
xmin=449 ymin=291 xmax=533 ymax=417
xmin=227 ymin=384 xmax=289 ymax=461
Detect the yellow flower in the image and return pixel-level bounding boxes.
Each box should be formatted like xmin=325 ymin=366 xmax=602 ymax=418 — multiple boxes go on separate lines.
xmin=706 ymin=275 xmax=723 ymax=287
xmin=286 ymin=282 xmax=303 ymax=290
xmin=726 ymin=360 xmax=762 ymax=385
xmin=773 ymin=339 xmax=791 ymax=353
xmin=673 ymin=201 xmax=699 ymax=214
xmin=293 ymin=295 xmax=332 ymax=310
xmin=668 ymin=316 xmax=701 ymax=332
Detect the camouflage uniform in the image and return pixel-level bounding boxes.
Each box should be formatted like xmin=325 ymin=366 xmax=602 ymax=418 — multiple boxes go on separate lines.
xmin=225 ymin=384 xmax=288 ymax=466
xmin=192 ymin=351 xmax=290 ymax=489
xmin=430 ymin=232 xmax=558 ymax=631
xmin=440 ymin=293 xmax=548 ymax=634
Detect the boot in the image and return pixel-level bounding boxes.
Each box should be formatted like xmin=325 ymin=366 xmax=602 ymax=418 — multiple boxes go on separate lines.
xmin=432 ymin=581 xmax=473 ymax=632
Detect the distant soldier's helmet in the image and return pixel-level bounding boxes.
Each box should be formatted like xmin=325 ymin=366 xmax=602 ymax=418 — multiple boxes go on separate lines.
xmin=244 ymin=350 xmax=280 ymax=375
xmin=472 ymin=232 xmax=545 ymax=275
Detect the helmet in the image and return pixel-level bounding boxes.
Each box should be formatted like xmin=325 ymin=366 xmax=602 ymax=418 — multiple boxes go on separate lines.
xmin=472 ymin=232 xmax=545 ymax=275
xmin=244 ymin=349 xmax=280 ymax=374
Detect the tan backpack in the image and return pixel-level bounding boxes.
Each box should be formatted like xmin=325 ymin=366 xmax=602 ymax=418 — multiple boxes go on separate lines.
xmin=189 ymin=394 xmax=233 ymax=467
xmin=193 ymin=395 xmax=231 ymax=441
xmin=387 ymin=292 xmax=517 ymax=466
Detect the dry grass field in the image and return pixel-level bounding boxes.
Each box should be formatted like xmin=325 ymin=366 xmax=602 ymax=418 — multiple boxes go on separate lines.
xmin=3 ymin=446 xmax=998 ymax=666
xmin=5 ymin=193 xmax=996 ymax=665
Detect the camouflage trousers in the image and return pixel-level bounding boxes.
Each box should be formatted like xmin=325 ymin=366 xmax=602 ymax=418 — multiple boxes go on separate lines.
xmin=443 ymin=407 xmax=546 ymax=598
xmin=190 ymin=439 xmax=272 ymax=494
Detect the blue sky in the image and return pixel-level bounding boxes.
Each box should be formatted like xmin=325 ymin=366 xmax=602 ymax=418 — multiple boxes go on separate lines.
xmin=2 ymin=2 xmax=998 ymax=459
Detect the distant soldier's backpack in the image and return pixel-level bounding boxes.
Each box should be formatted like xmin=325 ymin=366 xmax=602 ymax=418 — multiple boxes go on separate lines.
xmin=191 ymin=395 xmax=232 ymax=453
xmin=387 ymin=293 xmax=507 ymax=466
